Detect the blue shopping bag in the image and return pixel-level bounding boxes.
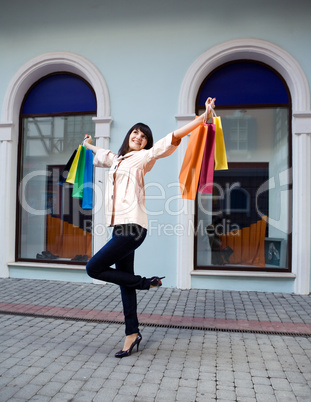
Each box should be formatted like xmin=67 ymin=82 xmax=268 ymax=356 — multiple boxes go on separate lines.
xmin=82 ymin=149 xmax=94 ymax=209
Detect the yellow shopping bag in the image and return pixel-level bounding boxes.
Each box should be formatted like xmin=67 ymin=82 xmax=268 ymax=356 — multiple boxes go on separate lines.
xmin=66 ymin=145 xmax=82 ymax=184
xmin=213 ymin=116 xmax=228 ymax=171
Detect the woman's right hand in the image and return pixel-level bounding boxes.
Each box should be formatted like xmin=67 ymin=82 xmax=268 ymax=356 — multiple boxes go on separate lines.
xmin=83 ymin=134 xmax=101 ymax=154
xmin=84 ymin=134 xmax=93 ymax=146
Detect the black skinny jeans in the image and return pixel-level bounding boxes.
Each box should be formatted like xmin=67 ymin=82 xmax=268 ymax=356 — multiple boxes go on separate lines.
xmin=86 ymin=224 xmax=149 ymax=335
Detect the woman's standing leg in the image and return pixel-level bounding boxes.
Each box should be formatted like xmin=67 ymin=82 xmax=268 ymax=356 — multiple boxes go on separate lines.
xmin=86 ymin=225 xmax=156 ymax=355
xmin=116 ymin=250 xmax=139 ymax=336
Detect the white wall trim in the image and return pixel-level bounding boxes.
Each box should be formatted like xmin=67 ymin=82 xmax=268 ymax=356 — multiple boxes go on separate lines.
xmin=178 ymin=39 xmax=310 ymax=115
xmin=177 ymin=38 xmax=311 ymax=294
xmin=0 ymin=52 xmax=112 ymax=279
xmin=175 ymin=115 xmax=195 ymax=289
xmin=1 ymin=52 xmax=112 ymax=123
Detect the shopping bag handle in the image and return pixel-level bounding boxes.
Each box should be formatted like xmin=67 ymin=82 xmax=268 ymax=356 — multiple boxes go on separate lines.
xmin=203 ymin=104 xmax=217 ymax=123
xmin=81 ymin=134 xmax=88 ymax=146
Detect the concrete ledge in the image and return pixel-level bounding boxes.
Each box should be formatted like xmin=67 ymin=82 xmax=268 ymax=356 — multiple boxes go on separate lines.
xmin=8 ymin=262 xmax=86 ymax=270
xmin=191 ymin=270 xmax=296 ymax=278
xmin=7 ymin=262 xmax=91 ymax=283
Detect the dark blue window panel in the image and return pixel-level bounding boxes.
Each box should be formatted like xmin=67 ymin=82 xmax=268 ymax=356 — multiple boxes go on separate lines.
xmin=22 ymin=74 xmax=96 ymax=114
xmin=198 ymin=62 xmax=289 ymax=106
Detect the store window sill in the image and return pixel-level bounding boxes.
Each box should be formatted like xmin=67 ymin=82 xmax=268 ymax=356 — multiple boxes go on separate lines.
xmin=191 ymin=270 xmax=296 ymax=278
xmin=8 ymin=262 xmax=86 ymax=270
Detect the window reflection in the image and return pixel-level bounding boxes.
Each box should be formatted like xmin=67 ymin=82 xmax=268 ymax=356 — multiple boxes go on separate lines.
xmin=196 ymin=108 xmax=290 ymax=270
xmin=18 ymin=115 xmax=95 ymax=262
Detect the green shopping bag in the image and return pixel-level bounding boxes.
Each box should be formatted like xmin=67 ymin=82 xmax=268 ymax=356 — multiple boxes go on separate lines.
xmin=72 ymin=146 xmax=86 ymax=198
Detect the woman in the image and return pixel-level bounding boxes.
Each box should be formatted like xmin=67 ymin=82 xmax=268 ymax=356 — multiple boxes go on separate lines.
xmin=84 ymin=97 xmax=215 ymax=358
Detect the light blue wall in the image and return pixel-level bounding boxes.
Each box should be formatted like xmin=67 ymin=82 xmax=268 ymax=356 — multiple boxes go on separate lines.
xmin=1 ymin=0 xmax=310 ymax=290
xmin=1 ymin=0 xmax=311 ymax=111
xmin=8 ymin=265 xmax=93 ymax=283
xmin=191 ymin=275 xmax=295 ymax=294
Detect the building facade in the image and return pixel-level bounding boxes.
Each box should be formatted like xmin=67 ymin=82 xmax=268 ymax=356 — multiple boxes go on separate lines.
xmin=0 ymin=0 xmax=310 ymax=294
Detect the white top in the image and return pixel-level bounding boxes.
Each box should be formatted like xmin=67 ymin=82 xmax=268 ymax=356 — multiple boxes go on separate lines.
xmin=93 ymin=132 xmax=180 ymax=229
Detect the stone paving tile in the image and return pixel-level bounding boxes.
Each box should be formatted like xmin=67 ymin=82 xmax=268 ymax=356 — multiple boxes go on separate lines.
xmin=0 ymin=314 xmax=310 ymax=401
xmin=0 ymin=277 xmax=311 ymax=401
xmin=1 ymin=278 xmax=311 ymax=325
xmin=2 ymin=301 xmax=311 ymax=335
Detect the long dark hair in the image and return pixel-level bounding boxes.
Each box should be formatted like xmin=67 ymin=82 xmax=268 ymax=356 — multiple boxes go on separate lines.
xmin=118 ymin=123 xmax=154 ymax=156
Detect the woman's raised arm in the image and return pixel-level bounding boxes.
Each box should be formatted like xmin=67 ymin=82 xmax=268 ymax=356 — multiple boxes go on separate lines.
xmin=172 ymin=97 xmax=215 ymax=144
xmin=83 ymin=134 xmax=101 ymax=154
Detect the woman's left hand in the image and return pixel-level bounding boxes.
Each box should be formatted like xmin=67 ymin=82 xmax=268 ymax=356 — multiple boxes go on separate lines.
xmin=205 ymin=97 xmax=216 ymax=119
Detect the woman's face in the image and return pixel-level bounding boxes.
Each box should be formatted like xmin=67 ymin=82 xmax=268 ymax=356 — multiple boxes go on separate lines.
xmin=128 ymin=129 xmax=148 ymax=152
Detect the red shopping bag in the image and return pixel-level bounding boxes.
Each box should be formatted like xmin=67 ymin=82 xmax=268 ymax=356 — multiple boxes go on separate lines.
xmin=198 ymin=123 xmax=216 ymax=194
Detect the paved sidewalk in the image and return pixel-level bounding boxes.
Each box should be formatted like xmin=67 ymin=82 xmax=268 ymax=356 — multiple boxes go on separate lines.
xmin=1 ymin=278 xmax=311 ymax=335
xmin=0 ymin=278 xmax=311 ymax=401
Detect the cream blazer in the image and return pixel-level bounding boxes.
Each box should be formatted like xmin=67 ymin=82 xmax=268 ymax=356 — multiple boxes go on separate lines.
xmin=93 ymin=132 xmax=180 ymax=229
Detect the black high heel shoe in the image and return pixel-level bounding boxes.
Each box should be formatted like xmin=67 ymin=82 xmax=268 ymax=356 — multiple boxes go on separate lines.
xmin=150 ymin=276 xmax=165 ymax=288
xmin=115 ymin=332 xmax=142 ymax=358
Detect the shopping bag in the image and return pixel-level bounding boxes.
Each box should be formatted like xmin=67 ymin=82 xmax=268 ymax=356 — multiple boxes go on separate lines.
xmin=66 ymin=145 xmax=82 ymax=184
xmin=82 ymin=149 xmax=94 ymax=209
xmin=198 ymin=123 xmax=216 ymax=194
xmin=59 ymin=149 xmax=77 ymax=185
xmin=179 ymin=123 xmax=208 ymax=200
xmin=213 ymin=116 xmax=228 ymax=171
xmin=72 ymin=145 xmax=86 ymax=198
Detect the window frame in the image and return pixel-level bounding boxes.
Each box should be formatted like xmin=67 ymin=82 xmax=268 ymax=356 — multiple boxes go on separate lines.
xmin=16 ymin=72 xmax=96 ymax=265
xmin=194 ymin=60 xmax=292 ymax=273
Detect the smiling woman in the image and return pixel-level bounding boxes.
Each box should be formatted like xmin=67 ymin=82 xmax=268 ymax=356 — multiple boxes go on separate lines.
xmin=118 ymin=123 xmax=153 ymax=156
xmin=82 ymin=98 xmax=215 ymax=358
xmin=128 ymin=129 xmax=148 ymax=152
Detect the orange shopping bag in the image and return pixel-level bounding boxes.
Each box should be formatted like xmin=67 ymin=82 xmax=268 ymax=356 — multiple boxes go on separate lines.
xmin=179 ymin=123 xmax=208 ymax=200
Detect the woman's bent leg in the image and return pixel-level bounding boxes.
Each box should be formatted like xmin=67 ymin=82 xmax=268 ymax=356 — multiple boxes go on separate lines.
xmin=86 ymin=225 xmax=149 ymax=289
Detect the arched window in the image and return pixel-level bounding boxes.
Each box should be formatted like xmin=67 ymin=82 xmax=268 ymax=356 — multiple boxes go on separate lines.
xmin=195 ymin=61 xmax=291 ymax=272
xmin=17 ymin=73 xmax=96 ymax=263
